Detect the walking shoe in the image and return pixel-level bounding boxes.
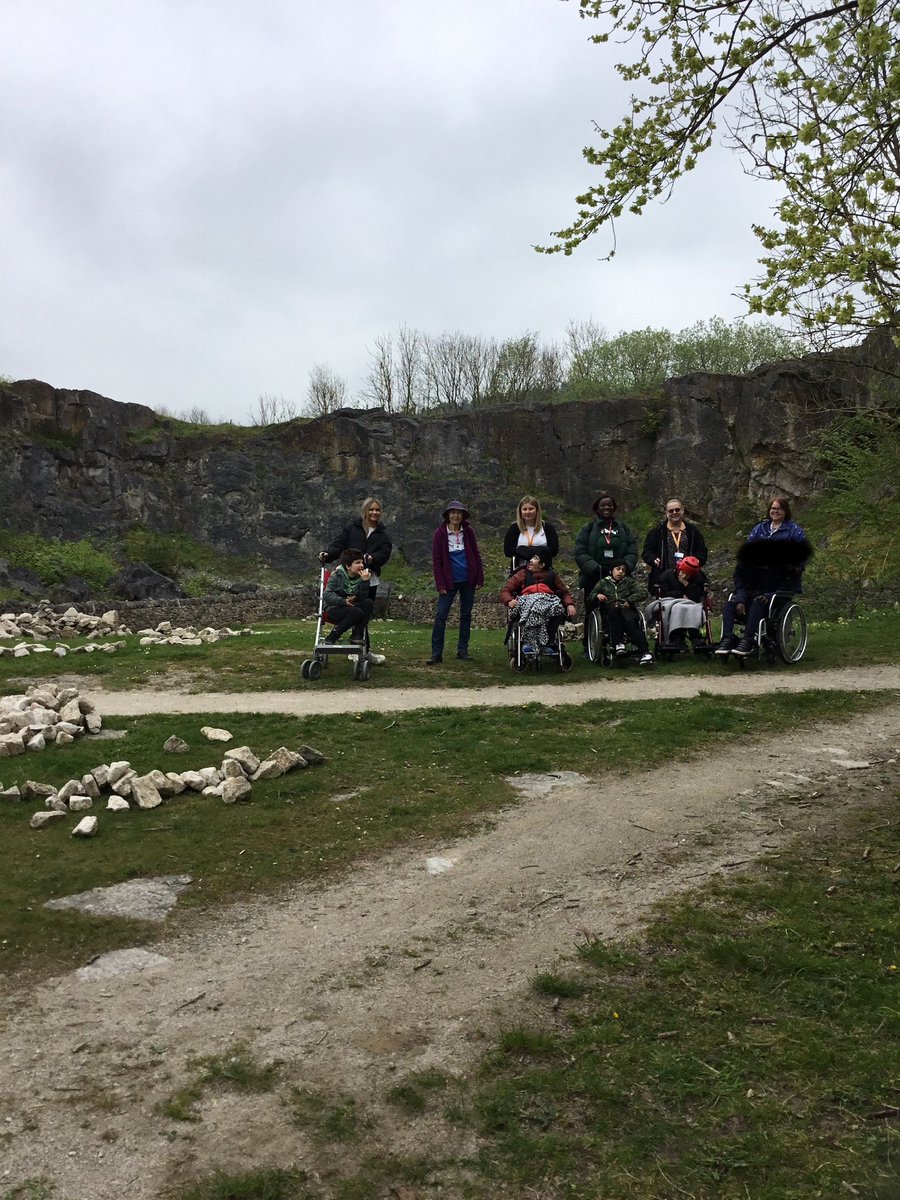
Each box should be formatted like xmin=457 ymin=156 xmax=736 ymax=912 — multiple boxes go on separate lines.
xmin=456 ymin=651 xmax=473 ymax=661
xmin=521 ymin=644 xmax=535 ymax=655
xmin=731 ymin=637 xmax=754 ymax=657
xmin=424 ymin=656 xmax=442 ymax=665
xmin=543 ymin=645 xmax=558 ymax=656
xmin=639 ymin=653 xmax=654 ymax=666
xmin=714 ymin=635 xmax=737 ymax=656
xmin=370 ymin=653 xmax=386 ymax=665
xmin=614 ymin=643 xmax=627 ymax=655
xmin=323 ymin=631 xmax=340 ymax=645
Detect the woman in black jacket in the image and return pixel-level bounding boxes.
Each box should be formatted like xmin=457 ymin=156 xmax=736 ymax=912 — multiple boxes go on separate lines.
xmin=320 ymin=497 xmax=392 ymax=601
xmin=641 ymin=498 xmax=708 ymax=595
xmin=502 ymin=495 xmax=560 ymax=569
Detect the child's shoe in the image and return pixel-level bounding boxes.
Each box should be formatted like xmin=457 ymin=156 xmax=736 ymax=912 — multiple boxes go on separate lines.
xmin=614 ymin=643 xmax=627 ymax=655
xmin=639 ymin=652 xmax=653 ymax=666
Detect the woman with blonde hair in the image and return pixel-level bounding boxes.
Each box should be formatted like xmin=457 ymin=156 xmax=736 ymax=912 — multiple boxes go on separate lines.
xmin=503 ymin=495 xmax=560 ymax=569
xmin=320 ymin=496 xmax=392 ymax=601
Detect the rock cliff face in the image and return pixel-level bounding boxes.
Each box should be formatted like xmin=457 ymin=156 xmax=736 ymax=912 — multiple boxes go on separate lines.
xmin=0 ymin=339 xmax=889 ymax=573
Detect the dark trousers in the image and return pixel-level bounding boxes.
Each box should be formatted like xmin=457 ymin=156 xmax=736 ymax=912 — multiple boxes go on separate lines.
xmin=325 ymin=598 xmax=374 ymax=639
xmin=431 ymin=583 xmax=475 ymax=658
xmin=722 ymin=593 xmax=771 ymax=642
xmin=605 ymin=603 xmax=648 ymax=653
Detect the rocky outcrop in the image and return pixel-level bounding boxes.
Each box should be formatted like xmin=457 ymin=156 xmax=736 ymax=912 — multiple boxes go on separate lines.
xmin=1 ymin=334 xmax=893 ymax=576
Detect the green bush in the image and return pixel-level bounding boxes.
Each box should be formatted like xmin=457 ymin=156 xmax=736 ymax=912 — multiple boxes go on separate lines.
xmin=0 ymin=529 xmax=116 ymax=590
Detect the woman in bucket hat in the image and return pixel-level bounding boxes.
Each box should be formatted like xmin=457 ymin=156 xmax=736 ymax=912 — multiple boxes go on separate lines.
xmin=426 ymin=500 xmax=484 ymax=664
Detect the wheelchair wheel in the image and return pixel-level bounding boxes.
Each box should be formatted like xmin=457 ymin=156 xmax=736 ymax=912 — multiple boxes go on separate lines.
xmin=509 ymin=624 xmax=528 ymax=672
xmin=777 ymin=602 xmax=808 ymax=663
xmin=586 ymin=609 xmax=603 ymax=664
xmin=307 ymin=659 xmax=323 ymax=681
xmin=559 ymin=646 xmax=573 ymax=673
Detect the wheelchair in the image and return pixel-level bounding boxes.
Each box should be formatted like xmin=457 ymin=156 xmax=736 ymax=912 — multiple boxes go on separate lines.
xmin=645 ymin=588 xmax=716 ymax=663
xmin=507 ymin=612 xmax=574 ymax=673
xmin=585 ymin=603 xmax=650 ymax=667
xmin=300 ymin=566 xmax=373 ymax=682
xmin=723 ymin=591 xmax=809 ymax=666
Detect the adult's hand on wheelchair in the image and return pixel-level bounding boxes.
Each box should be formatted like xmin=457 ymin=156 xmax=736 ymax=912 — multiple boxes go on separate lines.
xmin=566 ymin=604 xmax=576 ymax=619
xmin=736 ymin=602 xmax=746 ymax=616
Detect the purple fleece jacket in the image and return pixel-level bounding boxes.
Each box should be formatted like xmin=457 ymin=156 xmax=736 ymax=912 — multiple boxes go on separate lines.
xmin=430 ymin=521 xmax=485 ymax=592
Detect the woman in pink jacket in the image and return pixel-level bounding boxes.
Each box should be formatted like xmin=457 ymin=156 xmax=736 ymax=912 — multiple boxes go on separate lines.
xmin=426 ymin=500 xmax=484 ymax=665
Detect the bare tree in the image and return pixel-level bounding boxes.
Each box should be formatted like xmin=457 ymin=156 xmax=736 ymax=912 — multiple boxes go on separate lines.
xmin=395 ymin=324 xmax=424 ymax=413
xmin=305 ymin=364 xmax=348 ymax=417
xmin=249 ymin=393 xmax=299 ymax=425
xmin=361 ymin=333 xmax=395 ymax=411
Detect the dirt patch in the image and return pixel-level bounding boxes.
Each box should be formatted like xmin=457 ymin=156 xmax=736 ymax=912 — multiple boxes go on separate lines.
xmin=1 ymin=702 xmax=897 ymax=1199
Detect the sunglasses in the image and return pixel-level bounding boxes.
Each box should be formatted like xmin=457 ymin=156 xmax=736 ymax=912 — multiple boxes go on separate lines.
xmin=666 ymin=508 xmax=682 ymax=514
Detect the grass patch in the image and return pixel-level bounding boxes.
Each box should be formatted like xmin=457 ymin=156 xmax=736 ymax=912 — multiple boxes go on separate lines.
xmin=1 ymin=689 xmax=894 ymax=983
xmin=386 ymin=1067 xmax=451 ymax=1114
xmin=0 ymin=609 xmax=896 ymax=696
xmin=286 ymin=1087 xmax=367 ymax=1143
xmin=174 ymin=1166 xmax=312 ymax=1200
xmin=458 ymin=795 xmax=900 ymax=1199
xmin=159 ymin=1042 xmax=281 ymax=1122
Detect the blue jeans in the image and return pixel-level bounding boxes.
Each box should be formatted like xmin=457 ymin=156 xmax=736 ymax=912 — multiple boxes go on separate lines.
xmin=431 ymin=584 xmax=476 ymax=658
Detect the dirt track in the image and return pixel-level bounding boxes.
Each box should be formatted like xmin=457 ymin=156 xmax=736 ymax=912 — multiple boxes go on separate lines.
xmin=1 ymin=674 xmax=898 ymax=1199
xmin=86 ymin=663 xmax=900 ymax=716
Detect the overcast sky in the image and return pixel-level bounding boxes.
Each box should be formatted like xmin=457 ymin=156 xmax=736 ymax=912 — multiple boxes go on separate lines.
xmin=0 ymin=1 xmax=780 ymax=422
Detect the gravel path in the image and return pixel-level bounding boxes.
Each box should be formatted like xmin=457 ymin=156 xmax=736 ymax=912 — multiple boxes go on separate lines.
xmin=87 ymin=663 xmax=900 ymax=716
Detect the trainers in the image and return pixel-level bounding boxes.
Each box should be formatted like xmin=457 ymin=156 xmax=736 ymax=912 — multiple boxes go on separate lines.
xmin=370 ymin=653 xmax=386 ymax=665
xmin=521 ymin=644 xmax=535 ymax=655
xmin=732 ymin=637 xmax=754 ymax=657
xmin=456 ymin=651 xmax=473 ymax=661
xmin=639 ymin=653 xmax=653 ymax=666
xmin=543 ymin=645 xmax=558 ymax=656
xmin=614 ymin=643 xmax=627 ymax=655
xmin=714 ymin=635 xmax=737 ymax=656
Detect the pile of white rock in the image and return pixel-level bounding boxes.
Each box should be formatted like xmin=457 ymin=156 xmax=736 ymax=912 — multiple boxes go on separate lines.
xmin=135 ymin=620 xmax=254 ymax=646
xmin=0 ymin=605 xmax=257 ymax=656
xmin=0 ymin=683 xmax=101 ymax=757
xmin=1 ymin=605 xmax=131 ymax=640
xmin=18 ymin=740 xmax=326 ymax=837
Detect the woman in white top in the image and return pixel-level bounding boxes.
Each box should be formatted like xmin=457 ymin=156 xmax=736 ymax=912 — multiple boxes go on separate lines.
xmin=502 ymin=495 xmax=560 ymax=569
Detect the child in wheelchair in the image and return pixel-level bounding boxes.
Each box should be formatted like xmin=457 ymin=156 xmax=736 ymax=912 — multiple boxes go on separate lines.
xmin=589 ymin=560 xmax=653 ymax=666
xmin=645 ymin=555 xmax=710 ymax=652
xmin=321 ymin=548 xmax=374 ymax=645
xmin=500 ymin=550 xmax=577 ymax=658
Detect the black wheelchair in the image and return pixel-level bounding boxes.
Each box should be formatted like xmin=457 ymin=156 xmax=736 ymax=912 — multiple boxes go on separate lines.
xmin=507 ymin=612 xmax=574 ymax=673
xmin=723 ymin=591 xmax=809 ymax=666
xmin=585 ymin=604 xmax=650 ymax=667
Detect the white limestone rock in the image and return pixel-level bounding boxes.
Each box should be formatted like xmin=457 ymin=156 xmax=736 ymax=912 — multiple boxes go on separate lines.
xmin=106 ymin=761 xmax=132 ymax=786
xmin=68 ymin=795 xmax=94 ymax=813
xmin=200 ymin=726 xmax=233 ymax=743
xmin=106 ymin=796 xmax=131 ymax=812
xmin=30 ymin=810 xmax=67 ymax=829
xmin=163 ymin=736 xmax=189 ymax=754
xmin=221 ymin=776 xmax=252 ymax=804
xmin=130 ymin=776 xmax=164 ymax=810
xmin=224 ymin=746 xmax=260 ymax=774
xmin=0 ymin=732 xmax=26 ymax=758
xmin=72 ymin=815 xmax=98 ymax=837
